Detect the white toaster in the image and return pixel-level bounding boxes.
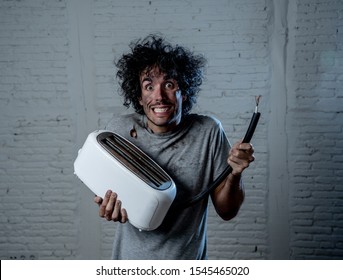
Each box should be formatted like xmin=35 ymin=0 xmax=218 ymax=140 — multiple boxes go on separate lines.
xmin=74 ymin=130 xmax=176 ymax=231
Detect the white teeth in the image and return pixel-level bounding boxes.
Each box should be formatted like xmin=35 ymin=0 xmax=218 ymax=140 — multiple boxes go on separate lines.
xmin=154 ymin=108 xmax=168 ymax=113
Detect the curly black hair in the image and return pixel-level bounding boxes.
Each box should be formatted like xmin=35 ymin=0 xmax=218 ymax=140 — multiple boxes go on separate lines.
xmin=115 ymin=35 xmax=207 ymax=115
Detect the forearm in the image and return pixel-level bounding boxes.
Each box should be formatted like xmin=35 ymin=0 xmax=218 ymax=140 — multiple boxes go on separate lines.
xmin=211 ymin=173 xmax=245 ymax=221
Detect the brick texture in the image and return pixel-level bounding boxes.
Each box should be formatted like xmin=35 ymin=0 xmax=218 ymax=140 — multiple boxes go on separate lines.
xmin=288 ymin=0 xmax=343 ymax=259
xmin=0 ymin=0 xmax=77 ymax=259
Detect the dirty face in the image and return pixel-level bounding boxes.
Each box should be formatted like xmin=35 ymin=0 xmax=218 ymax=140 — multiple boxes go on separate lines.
xmin=139 ymin=67 xmax=186 ymax=134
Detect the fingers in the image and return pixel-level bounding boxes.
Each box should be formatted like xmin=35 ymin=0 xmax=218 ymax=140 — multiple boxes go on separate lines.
xmin=238 ymin=142 xmax=254 ymax=155
xmin=120 ymin=208 xmax=128 ymax=224
xmin=228 ymin=141 xmax=255 ymax=175
xmin=97 ymin=190 xmax=128 ymax=224
xmin=229 ymin=143 xmax=255 ymax=162
xmin=105 ymin=191 xmax=118 ymax=220
xmin=94 ymin=195 xmax=103 ymax=206
xmin=108 ymin=194 xmax=121 ymax=221
xmin=99 ymin=190 xmax=112 ymax=218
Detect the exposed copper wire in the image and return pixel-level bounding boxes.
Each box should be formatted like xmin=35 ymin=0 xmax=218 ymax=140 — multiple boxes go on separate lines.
xmin=255 ymin=95 xmax=262 ymax=113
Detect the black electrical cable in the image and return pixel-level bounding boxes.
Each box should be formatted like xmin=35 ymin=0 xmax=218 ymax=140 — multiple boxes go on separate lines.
xmin=182 ymin=96 xmax=261 ymax=209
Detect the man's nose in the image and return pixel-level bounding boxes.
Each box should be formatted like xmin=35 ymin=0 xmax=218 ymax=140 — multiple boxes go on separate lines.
xmin=153 ymin=85 xmax=165 ymax=101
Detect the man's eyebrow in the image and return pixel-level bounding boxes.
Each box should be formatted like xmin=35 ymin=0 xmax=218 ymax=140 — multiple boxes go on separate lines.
xmin=141 ymin=77 xmax=152 ymax=84
xmin=164 ymin=74 xmax=178 ymax=82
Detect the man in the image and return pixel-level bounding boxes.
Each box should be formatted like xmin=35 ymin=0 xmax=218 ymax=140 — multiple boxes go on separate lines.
xmin=94 ymin=35 xmax=255 ymax=259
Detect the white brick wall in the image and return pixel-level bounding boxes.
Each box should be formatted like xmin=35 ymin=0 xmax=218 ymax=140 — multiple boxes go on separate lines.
xmin=288 ymin=0 xmax=343 ymax=259
xmin=0 ymin=0 xmax=342 ymax=260
xmin=0 ymin=0 xmax=78 ymax=259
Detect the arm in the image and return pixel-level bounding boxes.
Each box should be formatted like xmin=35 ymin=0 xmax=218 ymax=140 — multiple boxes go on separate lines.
xmin=211 ymin=141 xmax=254 ymax=221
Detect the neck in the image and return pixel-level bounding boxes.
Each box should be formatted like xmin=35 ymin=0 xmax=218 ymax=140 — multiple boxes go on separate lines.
xmin=146 ymin=121 xmax=178 ymax=134
xmin=144 ymin=116 xmax=182 ymax=134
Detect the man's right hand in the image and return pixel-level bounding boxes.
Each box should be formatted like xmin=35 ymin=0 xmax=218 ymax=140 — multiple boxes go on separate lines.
xmin=94 ymin=190 xmax=128 ymax=223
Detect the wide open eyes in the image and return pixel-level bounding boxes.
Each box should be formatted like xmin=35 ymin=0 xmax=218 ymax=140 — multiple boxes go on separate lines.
xmin=143 ymin=80 xmax=178 ymax=92
xmin=164 ymin=81 xmax=177 ymax=91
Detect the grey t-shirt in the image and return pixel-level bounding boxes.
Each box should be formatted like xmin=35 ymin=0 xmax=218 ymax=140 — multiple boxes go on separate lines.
xmin=105 ymin=113 xmax=231 ymax=259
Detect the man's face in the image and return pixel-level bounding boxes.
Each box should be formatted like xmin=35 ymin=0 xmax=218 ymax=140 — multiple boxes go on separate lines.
xmin=139 ymin=67 xmax=186 ymax=134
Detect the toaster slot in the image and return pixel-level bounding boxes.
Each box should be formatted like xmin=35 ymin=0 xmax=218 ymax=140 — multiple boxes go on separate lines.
xmin=103 ymin=136 xmax=162 ymax=187
xmin=98 ymin=132 xmax=171 ymax=190
xmin=112 ymin=134 xmax=169 ymax=182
